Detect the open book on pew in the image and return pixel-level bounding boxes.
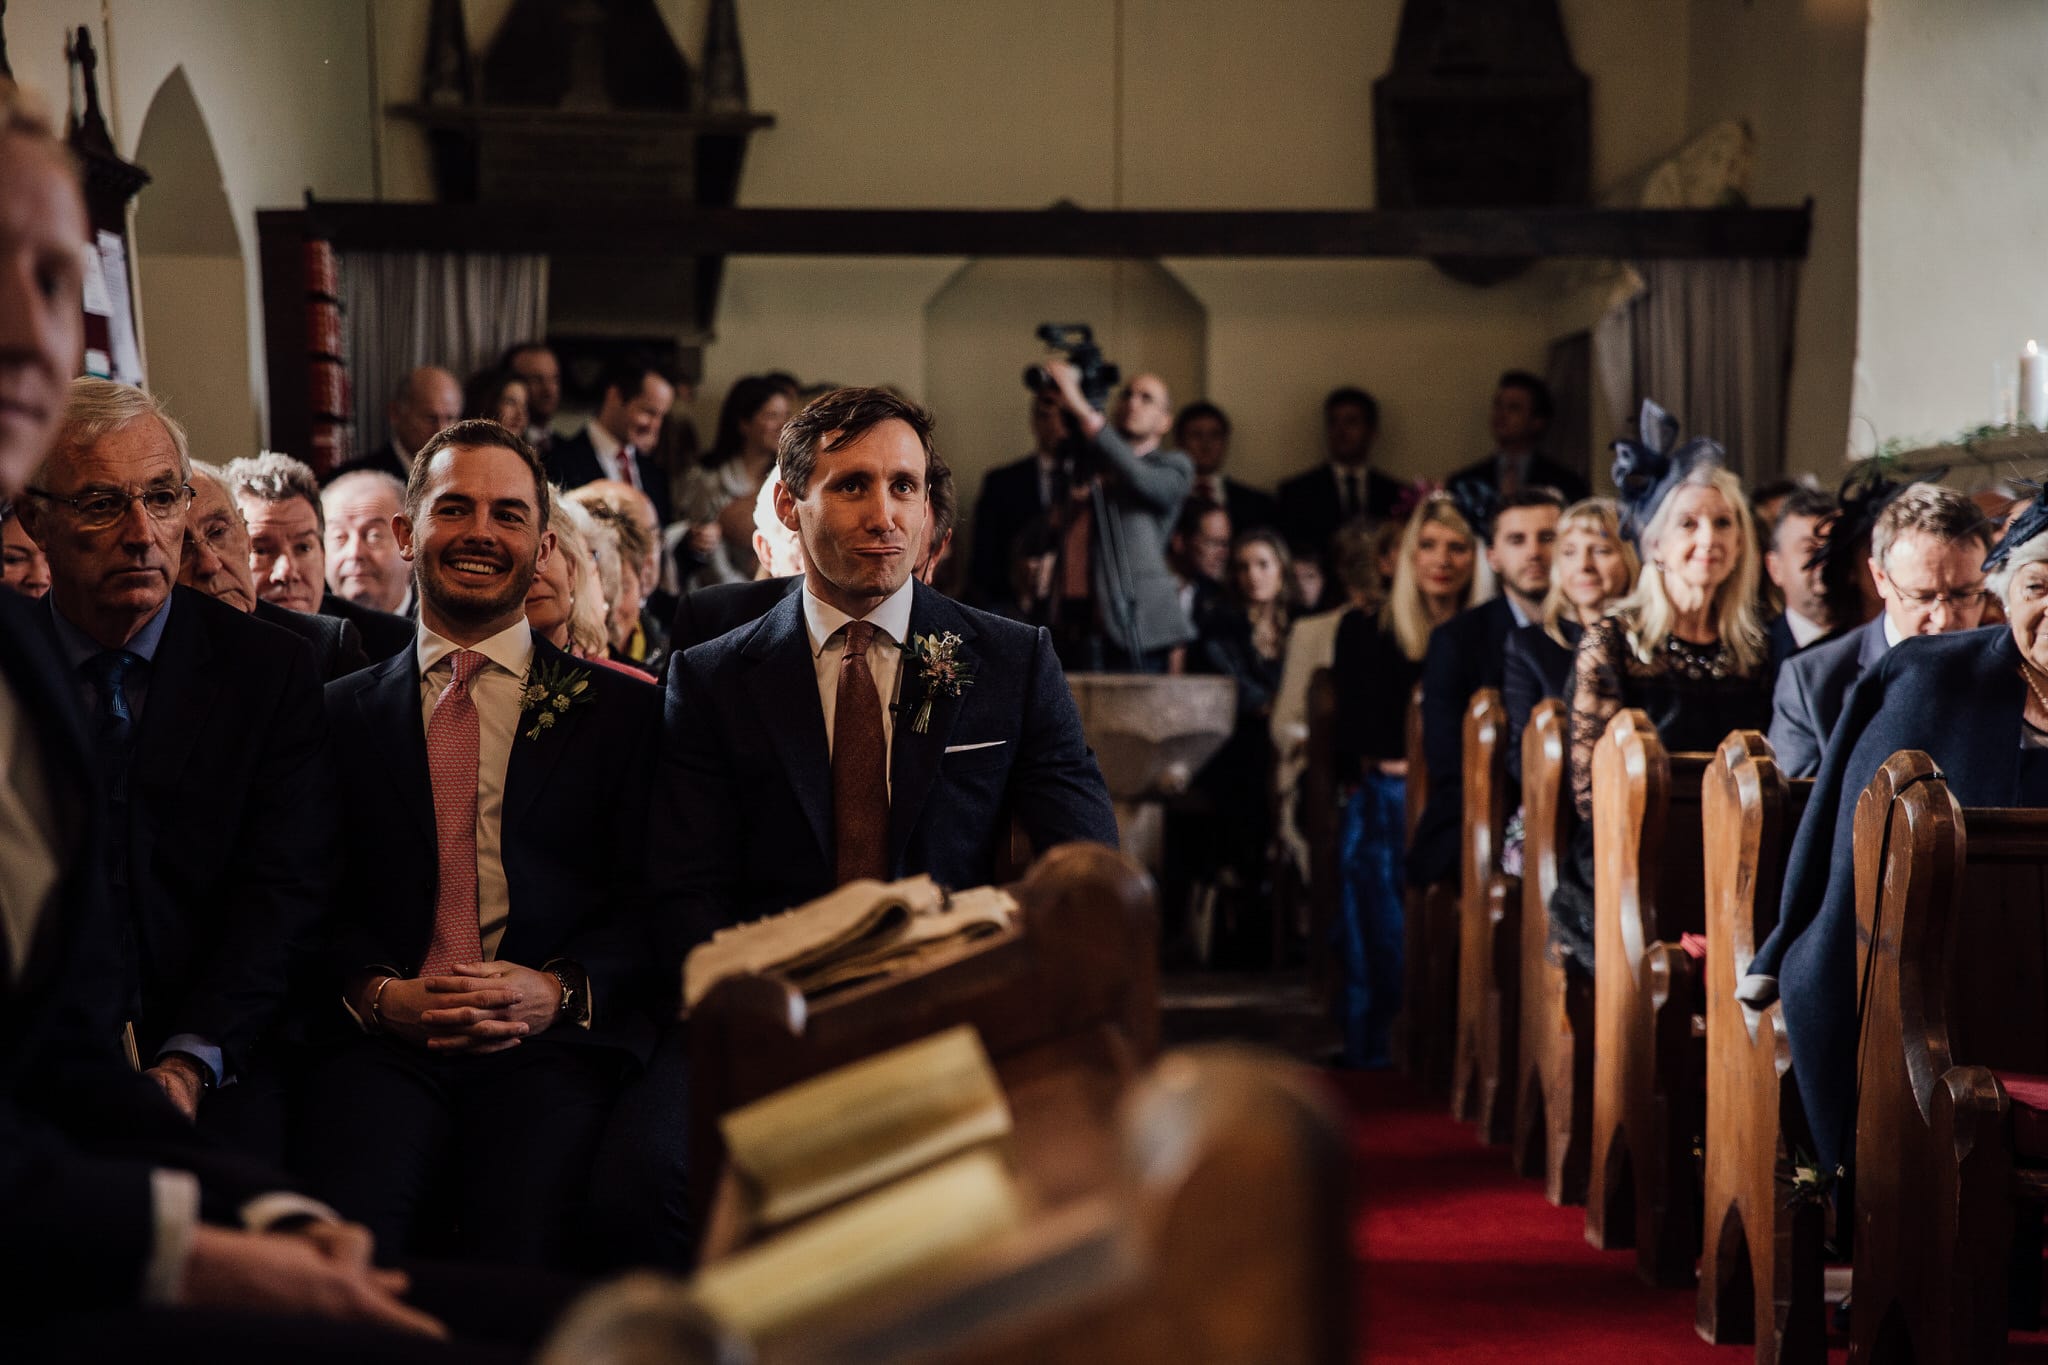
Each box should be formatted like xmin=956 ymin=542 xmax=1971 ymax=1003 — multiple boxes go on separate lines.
xmin=722 ymin=1026 xmax=1013 ymax=1228
xmin=684 ymin=875 xmax=1020 ymax=1011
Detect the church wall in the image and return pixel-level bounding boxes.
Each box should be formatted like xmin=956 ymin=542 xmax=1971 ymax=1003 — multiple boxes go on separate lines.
xmin=1856 ymin=0 xmax=2048 ymax=464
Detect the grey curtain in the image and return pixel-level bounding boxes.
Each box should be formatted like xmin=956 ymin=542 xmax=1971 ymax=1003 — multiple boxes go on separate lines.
xmin=337 ymin=250 xmax=549 ymax=458
xmin=1621 ymin=259 xmax=1800 ymax=485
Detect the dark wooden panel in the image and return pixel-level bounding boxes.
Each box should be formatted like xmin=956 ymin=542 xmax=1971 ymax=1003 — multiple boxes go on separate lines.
xmin=297 ymin=200 xmax=1812 ymax=261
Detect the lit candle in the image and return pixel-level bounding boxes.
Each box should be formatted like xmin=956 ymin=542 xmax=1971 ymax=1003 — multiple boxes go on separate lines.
xmin=2024 ymin=341 xmax=2048 ymax=428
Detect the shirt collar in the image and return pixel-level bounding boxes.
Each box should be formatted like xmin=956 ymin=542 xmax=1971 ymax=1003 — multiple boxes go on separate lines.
xmin=801 ymin=577 xmax=916 ymax=659
xmin=50 ymin=590 xmax=174 ymax=668
xmin=1505 ymin=594 xmax=1534 ymax=629
xmin=416 ymin=616 xmax=535 ymax=682
xmin=586 ymin=419 xmax=624 ymax=463
xmin=1882 ymin=612 xmax=1906 ymax=649
xmin=1785 ymin=608 xmax=1828 ymax=649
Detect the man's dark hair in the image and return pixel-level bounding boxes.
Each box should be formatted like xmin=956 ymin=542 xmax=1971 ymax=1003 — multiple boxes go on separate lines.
xmin=598 ymin=354 xmax=678 ymax=407
xmin=1174 ymin=496 xmax=1228 ymax=543
xmin=1324 ymin=386 xmax=1380 ymax=428
xmin=1751 ymin=477 xmax=1804 ymax=508
xmin=499 ymin=340 xmax=553 ymax=370
xmin=1485 ymin=486 xmax=1568 ymax=544
xmin=1173 ymin=400 xmax=1231 ymax=444
xmin=1871 ymin=483 xmax=1993 ymax=568
xmin=928 ymin=451 xmax=958 ymax=547
xmin=1773 ymin=487 xmax=1839 ymax=549
xmin=404 ymin=419 xmax=551 ymax=529
xmin=1497 ymin=370 xmax=1554 ymax=423
xmin=777 ymin=386 xmax=937 ymax=500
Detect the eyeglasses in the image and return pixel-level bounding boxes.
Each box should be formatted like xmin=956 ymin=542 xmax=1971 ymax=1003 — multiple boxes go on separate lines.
xmin=27 ymin=483 xmax=194 ymax=531
xmin=1893 ymin=585 xmax=1989 ymax=608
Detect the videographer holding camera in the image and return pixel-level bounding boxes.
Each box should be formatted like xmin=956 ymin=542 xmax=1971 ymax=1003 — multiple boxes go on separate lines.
xmin=1022 ymin=327 xmax=1196 ymax=672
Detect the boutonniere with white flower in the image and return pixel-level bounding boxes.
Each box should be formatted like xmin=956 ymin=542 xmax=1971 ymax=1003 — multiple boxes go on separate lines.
xmin=519 ymin=658 xmax=594 ymax=741
xmin=898 ymin=631 xmax=975 ymax=734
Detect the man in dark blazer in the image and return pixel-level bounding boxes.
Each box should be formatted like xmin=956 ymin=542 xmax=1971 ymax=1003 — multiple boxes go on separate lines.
xmin=656 ymin=386 xmax=1118 ymax=956
xmin=1444 ymin=371 xmax=1591 ymax=510
xmin=323 ymin=587 xmax=415 ymax=662
xmin=1277 ymin=386 xmax=1405 ymax=559
xmin=545 ymin=356 xmax=675 ymax=524
xmin=669 ymin=573 xmax=803 ymax=653
xmin=1175 ymin=400 xmax=1282 ymax=538
xmin=967 ymin=390 xmax=1064 ymax=610
xmin=14 ymin=383 xmax=335 ymax=1134
xmin=1766 ymin=485 xmax=1991 ymax=778
xmin=1763 ymin=486 xmax=1841 ymax=684
xmin=1405 ymin=489 xmax=1563 ymax=888
xmin=322 ymin=366 xmax=462 ymax=487
xmin=178 ymin=462 xmax=369 ymax=682
xmin=302 ymin=420 xmax=662 ymax=1268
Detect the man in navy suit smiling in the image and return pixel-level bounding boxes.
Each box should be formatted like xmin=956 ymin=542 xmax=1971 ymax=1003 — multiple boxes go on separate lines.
xmin=655 ymin=387 xmax=1118 ymax=956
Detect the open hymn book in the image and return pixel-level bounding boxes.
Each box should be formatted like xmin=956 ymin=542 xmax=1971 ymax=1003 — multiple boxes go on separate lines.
xmin=682 ymin=874 xmax=1019 ymax=1011
xmin=720 ymin=1025 xmax=1015 ymax=1228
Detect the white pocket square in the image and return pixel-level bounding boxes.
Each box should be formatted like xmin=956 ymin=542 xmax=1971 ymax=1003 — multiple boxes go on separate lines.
xmin=943 ymin=740 xmax=1006 ymax=754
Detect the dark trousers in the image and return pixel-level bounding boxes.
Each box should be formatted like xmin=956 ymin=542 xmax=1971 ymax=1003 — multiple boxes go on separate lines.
xmin=1337 ymin=774 xmax=1406 ymax=1067
xmin=581 ymin=1019 xmax=696 ymax=1270
xmin=296 ymin=1036 xmax=620 ymax=1268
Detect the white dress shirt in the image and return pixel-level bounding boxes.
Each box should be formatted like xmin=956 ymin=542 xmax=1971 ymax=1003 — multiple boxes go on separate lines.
xmin=416 ymin=618 xmax=535 ymax=960
xmin=584 ymin=419 xmax=638 ymax=487
xmin=1785 ymin=608 xmax=1829 ymax=650
xmin=802 ymin=578 xmax=915 ymax=798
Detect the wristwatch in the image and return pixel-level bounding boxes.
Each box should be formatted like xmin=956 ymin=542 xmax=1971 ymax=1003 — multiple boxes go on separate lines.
xmin=544 ymin=960 xmax=592 ymax=1029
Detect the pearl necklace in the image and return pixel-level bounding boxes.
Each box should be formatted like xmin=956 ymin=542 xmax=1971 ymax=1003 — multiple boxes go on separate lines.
xmin=2020 ymin=661 xmax=2048 ymax=721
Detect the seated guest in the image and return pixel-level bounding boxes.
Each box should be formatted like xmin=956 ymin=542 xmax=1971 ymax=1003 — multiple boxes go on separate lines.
xmin=568 ymin=481 xmax=669 ymax=672
xmin=1405 ymin=488 xmax=1559 ymax=889
xmin=503 ymin=341 xmax=563 ymax=456
xmin=969 ymin=390 xmax=1066 ymax=610
xmin=322 ymin=469 xmax=414 ymax=620
xmin=654 ymin=386 xmax=1118 ymax=955
xmin=527 ymin=494 xmax=648 ymax=679
xmin=676 ymin=375 xmax=795 ymax=585
xmin=546 ymin=356 xmax=677 ymax=524
xmin=463 ymin=366 xmax=529 ymax=431
xmin=325 ymin=366 xmax=462 ymax=485
xmin=1809 ymin=468 xmax=1892 ymax=639
xmin=1290 ymin=550 xmax=1331 ymax=614
xmin=1502 ymin=497 xmax=1637 ymax=781
xmin=303 ymin=420 xmax=662 ymax=1268
xmin=1333 ymin=493 xmax=1484 ymax=1065
xmin=233 ymin=454 xmax=414 ymax=662
xmin=14 ymin=379 xmax=334 ymax=1130
xmin=1446 ymin=370 xmax=1591 ymax=509
xmin=1763 ymin=485 xmax=1839 ymax=671
xmin=1748 ymin=476 xmax=1811 ymax=542
xmin=1278 ymin=386 xmax=1403 ymax=558
xmin=180 ymin=463 xmax=369 ymax=683
xmin=1768 ymin=483 xmax=1990 ymax=778
xmin=1551 ymin=431 xmax=1771 ymax=970
xmin=1176 ymin=400 xmax=1281 ymax=536
xmin=1169 ymin=497 xmax=1234 ymax=653
xmin=1741 ymin=501 xmax=2048 ymax=1177
xmin=2 ymin=497 xmax=50 ymax=596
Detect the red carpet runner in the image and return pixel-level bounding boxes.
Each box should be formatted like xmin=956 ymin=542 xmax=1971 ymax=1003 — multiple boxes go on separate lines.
xmin=1336 ymin=1068 xmax=1840 ymax=1364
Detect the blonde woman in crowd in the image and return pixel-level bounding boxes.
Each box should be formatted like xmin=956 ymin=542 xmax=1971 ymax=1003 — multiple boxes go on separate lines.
xmin=1328 ymin=493 xmax=1487 ymax=1066
xmin=526 ymin=495 xmax=647 ymax=678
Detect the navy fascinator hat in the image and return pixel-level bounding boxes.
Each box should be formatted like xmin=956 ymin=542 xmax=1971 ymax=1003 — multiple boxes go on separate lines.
xmin=1985 ymin=480 xmax=2048 ymax=573
xmin=1610 ymin=399 xmax=1726 ymax=544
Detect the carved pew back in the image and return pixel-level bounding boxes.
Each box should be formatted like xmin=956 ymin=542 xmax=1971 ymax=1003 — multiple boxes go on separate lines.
xmin=688 ymin=844 xmax=1158 ymax=1210
xmin=1452 ymin=688 xmax=1518 ymax=1142
xmin=1399 ymin=682 xmax=1459 ymax=1092
xmin=1852 ymin=756 xmax=2048 ymax=1365
xmin=1512 ymin=698 xmax=1592 ymax=1205
xmin=1587 ymin=709 xmax=1713 ymax=1286
xmin=1698 ymin=733 xmax=1818 ymax=1364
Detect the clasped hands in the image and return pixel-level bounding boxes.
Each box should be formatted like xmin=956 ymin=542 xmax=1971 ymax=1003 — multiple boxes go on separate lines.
xmin=367 ymin=961 xmax=562 ymax=1053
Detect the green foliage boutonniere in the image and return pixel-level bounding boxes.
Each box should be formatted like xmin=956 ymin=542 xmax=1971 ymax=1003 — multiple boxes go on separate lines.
xmin=899 ymin=631 xmax=975 ymax=734
xmin=519 ymin=658 xmax=593 ymax=741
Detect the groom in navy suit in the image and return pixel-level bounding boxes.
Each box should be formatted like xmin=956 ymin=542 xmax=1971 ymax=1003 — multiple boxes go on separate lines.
xmin=655 ymin=386 xmax=1118 ymax=956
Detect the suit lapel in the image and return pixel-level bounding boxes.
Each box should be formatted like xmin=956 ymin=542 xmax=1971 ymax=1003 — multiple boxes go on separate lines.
xmin=504 ymin=639 xmax=582 ymax=831
xmin=132 ymin=591 xmax=215 ymax=795
xmin=742 ymin=593 xmax=835 ymax=863
xmin=358 ymin=648 xmax=435 ymax=840
xmin=887 ymin=584 xmax=979 ymax=871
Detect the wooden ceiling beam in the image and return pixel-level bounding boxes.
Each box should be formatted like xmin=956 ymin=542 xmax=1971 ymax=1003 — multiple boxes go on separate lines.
xmin=297 ymin=199 xmax=1811 ymax=261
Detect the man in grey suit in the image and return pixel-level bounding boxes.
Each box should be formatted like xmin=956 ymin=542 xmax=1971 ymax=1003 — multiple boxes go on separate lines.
xmin=1026 ymin=365 xmax=1195 ymax=671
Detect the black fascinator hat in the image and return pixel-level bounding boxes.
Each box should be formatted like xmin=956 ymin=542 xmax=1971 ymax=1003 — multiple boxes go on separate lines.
xmin=1985 ymin=480 xmax=2048 ymax=573
xmin=1610 ymin=399 xmax=1726 ymax=544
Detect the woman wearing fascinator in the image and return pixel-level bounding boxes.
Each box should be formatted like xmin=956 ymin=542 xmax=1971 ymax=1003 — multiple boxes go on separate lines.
xmin=1737 ymin=494 xmax=2048 ymax=1181
xmin=1546 ymin=402 xmax=1774 ymax=971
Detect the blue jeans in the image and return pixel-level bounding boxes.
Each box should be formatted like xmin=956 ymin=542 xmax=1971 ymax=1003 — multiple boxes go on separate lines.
xmin=1336 ymin=773 xmax=1406 ymax=1067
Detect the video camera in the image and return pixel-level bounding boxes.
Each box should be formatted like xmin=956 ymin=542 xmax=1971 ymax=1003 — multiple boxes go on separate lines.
xmin=1022 ymin=323 xmax=1122 ymax=413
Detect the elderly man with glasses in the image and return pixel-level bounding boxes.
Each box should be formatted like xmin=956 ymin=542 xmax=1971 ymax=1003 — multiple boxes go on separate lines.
xmin=13 ymin=378 xmax=335 ymax=1150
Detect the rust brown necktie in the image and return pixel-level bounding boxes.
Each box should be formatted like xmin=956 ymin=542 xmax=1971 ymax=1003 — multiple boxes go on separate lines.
xmin=832 ymin=620 xmax=889 ymax=884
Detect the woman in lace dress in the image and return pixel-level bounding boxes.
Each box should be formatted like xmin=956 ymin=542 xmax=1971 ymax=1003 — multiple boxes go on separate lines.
xmin=1332 ymin=492 xmax=1489 ymax=1065
xmin=1548 ymin=463 xmax=1772 ymax=969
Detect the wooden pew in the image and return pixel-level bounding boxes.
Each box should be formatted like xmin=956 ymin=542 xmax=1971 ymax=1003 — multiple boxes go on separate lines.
xmin=1697 ymin=732 xmax=1821 ymax=1364
xmin=1586 ymin=709 xmax=1712 ymax=1286
xmin=1398 ymin=683 xmax=1459 ymax=1093
xmin=655 ymin=1046 xmax=1350 ymax=1365
xmin=1451 ymin=688 xmax=1518 ymax=1143
xmin=688 ymin=843 xmax=1158 ymax=1210
xmin=1852 ymin=755 xmax=2048 ymax=1365
xmin=1511 ymin=698 xmax=1593 ymax=1206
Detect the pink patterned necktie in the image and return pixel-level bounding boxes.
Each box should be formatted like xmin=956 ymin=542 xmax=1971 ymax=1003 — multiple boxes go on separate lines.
xmin=420 ymin=649 xmax=487 ymax=976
